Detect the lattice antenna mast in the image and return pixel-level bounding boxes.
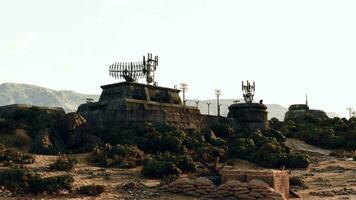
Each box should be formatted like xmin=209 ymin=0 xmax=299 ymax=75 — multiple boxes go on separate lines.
xmin=143 ymin=53 xmax=158 ymax=84
xmin=109 ymin=53 xmax=158 ymax=84
xmin=242 ymin=80 xmax=255 ymax=103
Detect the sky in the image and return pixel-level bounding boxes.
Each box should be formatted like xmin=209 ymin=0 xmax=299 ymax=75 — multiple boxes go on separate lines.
xmin=0 ymin=0 xmax=355 ymax=117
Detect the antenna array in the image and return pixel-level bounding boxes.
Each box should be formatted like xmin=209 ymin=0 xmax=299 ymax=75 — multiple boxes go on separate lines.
xmin=242 ymin=80 xmax=255 ymax=103
xmin=109 ymin=53 xmax=158 ymax=84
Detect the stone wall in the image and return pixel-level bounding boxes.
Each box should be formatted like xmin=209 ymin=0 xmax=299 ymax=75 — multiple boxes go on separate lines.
xmin=160 ymin=177 xmax=287 ymax=200
xmin=221 ymin=169 xmax=289 ymax=199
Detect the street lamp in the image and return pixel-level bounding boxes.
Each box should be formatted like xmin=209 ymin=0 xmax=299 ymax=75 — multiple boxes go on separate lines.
xmin=207 ymin=102 xmax=211 ymax=116
xmin=215 ymin=89 xmax=222 ymax=116
xmin=180 ymin=83 xmax=188 ymax=107
xmin=195 ymin=100 xmax=200 ymax=108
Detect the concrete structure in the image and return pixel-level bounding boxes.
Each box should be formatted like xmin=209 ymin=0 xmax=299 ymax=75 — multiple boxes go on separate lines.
xmin=221 ymin=169 xmax=289 ymax=199
xmin=228 ymin=103 xmax=268 ymax=131
xmin=284 ymin=104 xmax=329 ymax=122
xmin=77 ymin=81 xmax=204 ymax=130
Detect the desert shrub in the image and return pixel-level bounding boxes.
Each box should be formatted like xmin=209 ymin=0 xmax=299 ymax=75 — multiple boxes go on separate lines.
xmin=210 ymin=123 xmax=235 ymax=138
xmin=0 ymin=167 xmax=29 ymax=193
xmin=255 ymin=141 xmax=287 ymax=168
xmin=269 ymin=118 xmax=284 ymax=130
xmin=156 ymin=152 xmax=196 ymax=172
xmin=262 ymin=129 xmax=286 ymax=143
xmin=0 ymin=118 xmax=9 ymax=128
xmin=49 ymin=155 xmax=77 ymax=171
xmin=286 ymin=153 xmax=310 ymax=168
xmin=78 ymin=185 xmax=105 ymax=196
xmin=228 ymin=138 xmax=255 ymax=160
xmin=0 ymin=149 xmax=35 ymax=165
xmin=90 ymin=144 xmax=144 ymax=168
xmin=29 ymin=174 xmax=74 ymax=194
xmin=142 ymin=159 xmax=181 ymax=178
xmin=142 ymin=152 xmax=196 ymax=178
xmin=0 ymin=168 xmax=74 ymax=194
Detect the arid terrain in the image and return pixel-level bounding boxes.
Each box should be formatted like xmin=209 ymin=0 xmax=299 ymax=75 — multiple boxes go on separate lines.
xmin=0 ymin=139 xmax=355 ymax=200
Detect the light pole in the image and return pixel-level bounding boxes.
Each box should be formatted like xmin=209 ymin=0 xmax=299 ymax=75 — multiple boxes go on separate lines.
xmin=207 ymin=102 xmax=211 ymax=116
xmin=180 ymin=83 xmax=188 ymax=107
xmin=195 ymin=101 xmax=200 ymax=108
xmin=215 ymin=89 xmax=221 ymax=116
xmin=347 ymin=107 xmax=354 ymax=119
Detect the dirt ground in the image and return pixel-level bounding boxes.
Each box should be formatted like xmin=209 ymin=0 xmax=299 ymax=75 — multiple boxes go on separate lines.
xmin=287 ymin=139 xmax=356 ymax=200
xmin=0 ymin=139 xmax=355 ymax=200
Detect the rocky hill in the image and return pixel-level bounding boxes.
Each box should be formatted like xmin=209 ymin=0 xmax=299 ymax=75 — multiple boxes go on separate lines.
xmin=0 ymin=83 xmax=99 ymax=112
xmin=0 ymin=83 xmax=338 ymax=120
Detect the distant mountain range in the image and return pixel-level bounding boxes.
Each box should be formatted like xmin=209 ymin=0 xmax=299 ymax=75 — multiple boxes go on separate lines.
xmin=0 ymin=83 xmax=99 ymax=112
xmin=0 ymin=83 xmax=339 ymax=120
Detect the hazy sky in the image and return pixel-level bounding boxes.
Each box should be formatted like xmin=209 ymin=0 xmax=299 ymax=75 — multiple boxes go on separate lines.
xmin=0 ymin=0 xmax=355 ymax=117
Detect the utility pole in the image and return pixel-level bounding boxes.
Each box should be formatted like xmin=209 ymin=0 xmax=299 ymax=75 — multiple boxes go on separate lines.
xmin=195 ymin=100 xmax=200 ymax=108
xmin=346 ymin=107 xmax=354 ymax=119
xmin=180 ymin=83 xmax=188 ymax=107
xmin=215 ymin=89 xmax=222 ymax=116
xmin=207 ymin=102 xmax=211 ymax=115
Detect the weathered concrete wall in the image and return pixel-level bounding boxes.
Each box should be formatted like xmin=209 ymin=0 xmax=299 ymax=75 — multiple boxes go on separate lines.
xmin=160 ymin=177 xmax=287 ymax=200
xmin=221 ymin=169 xmax=289 ymax=199
xmin=228 ymin=103 xmax=269 ymax=131
xmin=78 ymin=82 xmax=205 ymax=130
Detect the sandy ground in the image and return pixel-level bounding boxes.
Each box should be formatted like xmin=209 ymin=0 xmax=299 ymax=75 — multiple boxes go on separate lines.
xmin=0 ymin=139 xmax=355 ymax=200
xmin=287 ymin=139 xmax=356 ymax=200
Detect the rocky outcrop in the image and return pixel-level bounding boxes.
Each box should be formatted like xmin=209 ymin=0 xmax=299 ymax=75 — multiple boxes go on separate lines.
xmin=160 ymin=177 xmax=287 ymax=200
xmin=31 ymin=128 xmax=60 ymax=155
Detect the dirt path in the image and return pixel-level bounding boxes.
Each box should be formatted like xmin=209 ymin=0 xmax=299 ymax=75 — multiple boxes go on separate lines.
xmin=286 ymin=138 xmax=331 ymax=156
xmin=286 ymin=138 xmax=356 ymax=200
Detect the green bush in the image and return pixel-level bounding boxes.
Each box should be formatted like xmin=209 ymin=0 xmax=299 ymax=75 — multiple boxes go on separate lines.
xmin=286 ymin=153 xmax=310 ymax=168
xmin=90 ymin=144 xmax=144 ymax=168
xmin=0 ymin=149 xmax=35 ymax=165
xmin=49 ymin=155 xmax=77 ymax=171
xmin=142 ymin=152 xmax=196 ymax=178
xmin=29 ymin=174 xmax=74 ymax=194
xmin=78 ymin=185 xmax=105 ymax=196
xmin=142 ymin=159 xmax=181 ymax=178
xmin=255 ymin=141 xmax=287 ymax=168
xmin=228 ymin=138 xmax=255 ymax=160
xmin=262 ymin=129 xmax=286 ymax=143
xmin=0 ymin=118 xmax=9 ymax=128
xmin=0 ymin=168 xmax=74 ymax=194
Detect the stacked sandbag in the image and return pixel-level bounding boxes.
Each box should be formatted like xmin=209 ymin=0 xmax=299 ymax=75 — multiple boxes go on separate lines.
xmin=160 ymin=177 xmax=287 ymax=200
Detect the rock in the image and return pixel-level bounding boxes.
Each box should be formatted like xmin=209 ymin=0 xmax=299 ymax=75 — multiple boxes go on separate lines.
xmin=56 ymin=112 xmax=87 ymax=142
xmin=31 ymin=128 xmax=59 ymax=155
